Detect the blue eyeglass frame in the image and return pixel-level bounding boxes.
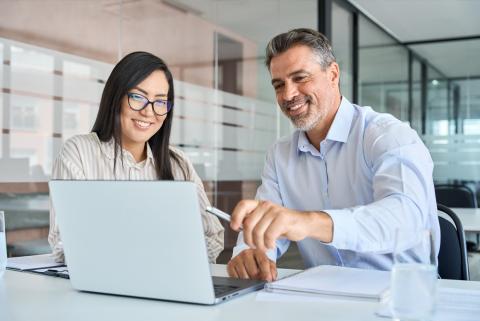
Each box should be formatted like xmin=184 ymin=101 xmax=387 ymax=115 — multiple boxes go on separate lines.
xmin=126 ymin=92 xmax=173 ymax=116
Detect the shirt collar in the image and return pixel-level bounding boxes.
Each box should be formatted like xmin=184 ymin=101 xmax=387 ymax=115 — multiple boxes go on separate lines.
xmin=324 ymin=96 xmax=354 ymax=143
xmin=296 ymin=96 xmax=354 ymax=154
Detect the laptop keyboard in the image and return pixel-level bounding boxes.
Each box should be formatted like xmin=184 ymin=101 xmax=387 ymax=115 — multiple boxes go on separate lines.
xmin=213 ymin=284 xmax=240 ymax=296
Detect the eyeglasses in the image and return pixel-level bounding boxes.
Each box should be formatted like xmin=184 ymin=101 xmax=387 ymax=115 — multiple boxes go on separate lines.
xmin=127 ymin=93 xmax=172 ymax=116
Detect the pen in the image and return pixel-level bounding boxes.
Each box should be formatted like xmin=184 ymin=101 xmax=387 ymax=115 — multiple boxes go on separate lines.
xmin=206 ymin=206 xmax=243 ymax=230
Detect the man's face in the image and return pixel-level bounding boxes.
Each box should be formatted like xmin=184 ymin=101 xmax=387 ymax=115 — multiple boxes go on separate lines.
xmin=270 ymin=45 xmax=339 ymax=131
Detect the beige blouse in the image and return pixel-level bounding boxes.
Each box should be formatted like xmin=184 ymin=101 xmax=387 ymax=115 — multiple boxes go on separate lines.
xmin=48 ymin=133 xmax=224 ymax=263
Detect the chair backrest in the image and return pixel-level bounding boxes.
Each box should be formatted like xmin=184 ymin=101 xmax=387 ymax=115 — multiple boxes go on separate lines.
xmin=435 ymin=184 xmax=477 ymax=208
xmin=437 ymin=204 xmax=469 ymax=280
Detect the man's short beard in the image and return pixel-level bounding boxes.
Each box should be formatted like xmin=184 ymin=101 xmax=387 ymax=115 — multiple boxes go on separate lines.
xmin=280 ymin=95 xmax=326 ymax=131
xmin=289 ymin=109 xmax=324 ymax=131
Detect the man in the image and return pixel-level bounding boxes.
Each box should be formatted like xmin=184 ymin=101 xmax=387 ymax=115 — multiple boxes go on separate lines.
xmin=227 ymin=28 xmax=440 ymax=282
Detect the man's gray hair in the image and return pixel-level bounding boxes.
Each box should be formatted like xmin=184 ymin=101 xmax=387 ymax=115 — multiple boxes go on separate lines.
xmin=265 ymin=28 xmax=336 ymax=70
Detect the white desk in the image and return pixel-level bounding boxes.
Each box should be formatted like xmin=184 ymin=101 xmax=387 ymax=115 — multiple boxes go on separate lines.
xmin=450 ymin=208 xmax=480 ymax=232
xmin=1 ymin=265 xmax=480 ymax=321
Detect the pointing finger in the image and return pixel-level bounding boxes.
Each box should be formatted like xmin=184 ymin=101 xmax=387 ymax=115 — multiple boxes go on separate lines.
xmin=230 ymin=200 xmax=260 ymax=231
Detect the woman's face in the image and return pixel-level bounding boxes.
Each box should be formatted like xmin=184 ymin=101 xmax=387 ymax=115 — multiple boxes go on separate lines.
xmin=120 ymin=70 xmax=169 ymax=153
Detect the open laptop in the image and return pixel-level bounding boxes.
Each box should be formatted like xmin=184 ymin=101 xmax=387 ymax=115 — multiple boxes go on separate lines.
xmin=49 ymin=180 xmax=265 ymax=304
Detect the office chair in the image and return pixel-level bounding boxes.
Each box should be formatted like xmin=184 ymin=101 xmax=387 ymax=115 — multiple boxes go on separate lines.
xmin=437 ymin=204 xmax=469 ymax=280
xmin=435 ymin=184 xmax=478 ymax=251
xmin=435 ymin=184 xmax=477 ymax=208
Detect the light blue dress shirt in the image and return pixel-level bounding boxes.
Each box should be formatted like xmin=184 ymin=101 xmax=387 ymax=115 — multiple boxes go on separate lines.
xmin=233 ymin=97 xmax=440 ymax=271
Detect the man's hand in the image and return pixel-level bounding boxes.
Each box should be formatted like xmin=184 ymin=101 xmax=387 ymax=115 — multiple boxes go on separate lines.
xmin=230 ymin=200 xmax=333 ymax=252
xmin=227 ymin=249 xmax=277 ymax=282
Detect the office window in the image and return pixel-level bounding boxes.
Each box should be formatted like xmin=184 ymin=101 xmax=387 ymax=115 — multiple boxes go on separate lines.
xmin=410 ymin=58 xmax=422 ymax=133
xmin=331 ymin=1 xmax=354 ymax=100
xmin=426 ymin=67 xmax=449 ymax=135
xmin=358 ymin=16 xmax=409 ymax=121
xmin=460 ymin=79 xmax=480 ymax=135
xmin=410 ymin=38 xmax=480 ymax=183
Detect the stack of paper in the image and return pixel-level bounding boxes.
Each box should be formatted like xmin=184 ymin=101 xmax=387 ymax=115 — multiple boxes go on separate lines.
xmin=7 ymin=254 xmax=63 ymax=271
xmin=264 ymin=265 xmax=390 ymax=301
xmin=7 ymin=254 xmax=69 ymax=278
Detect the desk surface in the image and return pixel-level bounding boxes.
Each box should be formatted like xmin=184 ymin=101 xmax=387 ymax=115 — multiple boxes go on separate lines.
xmin=451 ymin=208 xmax=480 ymax=232
xmin=2 ymin=264 xmax=480 ymax=321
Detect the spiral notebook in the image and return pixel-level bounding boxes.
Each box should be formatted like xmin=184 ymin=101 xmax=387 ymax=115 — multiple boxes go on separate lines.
xmin=264 ymin=265 xmax=390 ymax=301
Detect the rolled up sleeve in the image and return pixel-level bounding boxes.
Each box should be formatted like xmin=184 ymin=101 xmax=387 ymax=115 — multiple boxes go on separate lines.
xmin=326 ymin=117 xmax=437 ymax=254
xmin=187 ymin=160 xmax=224 ymax=263
xmin=49 ymin=143 xmax=86 ymax=263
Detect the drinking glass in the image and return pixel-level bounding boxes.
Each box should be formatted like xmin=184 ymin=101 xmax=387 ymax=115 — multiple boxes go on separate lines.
xmin=0 ymin=211 xmax=6 ymax=279
xmin=390 ymin=229 xmax=438 ymax=321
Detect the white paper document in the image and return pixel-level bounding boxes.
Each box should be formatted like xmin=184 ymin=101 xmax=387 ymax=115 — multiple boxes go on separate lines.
xmin=7 ymin=254 xmax=64 ymax=271
xmin=262 ymin=265 xmax=390 ymax=301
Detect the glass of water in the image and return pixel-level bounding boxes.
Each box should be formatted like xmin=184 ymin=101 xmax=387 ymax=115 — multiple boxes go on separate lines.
xmin=390 ymin=229 xmax=437 ymax=321
xmin=0 ymin=211 xmax=6 ymax=279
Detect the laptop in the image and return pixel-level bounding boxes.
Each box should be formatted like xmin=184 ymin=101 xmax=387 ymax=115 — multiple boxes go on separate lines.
xmin=49 ymin=180 xmax=265 ymax=304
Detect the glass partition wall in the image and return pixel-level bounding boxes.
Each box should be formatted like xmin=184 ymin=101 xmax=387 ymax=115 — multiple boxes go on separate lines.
xmin=0 ymin=0 xmax=317 ymax=257
xmin=331 ymin=1 xmax=354 ymax=99
xmin=332 ymin=0 xmax=480 ymax=188
xmin=358 ymin=16 xmax=409 ymax=122
xmin=417 ymin=39 xmax=480 ymax=184
xmin=2 ymin=0 xmax=480 ymax=259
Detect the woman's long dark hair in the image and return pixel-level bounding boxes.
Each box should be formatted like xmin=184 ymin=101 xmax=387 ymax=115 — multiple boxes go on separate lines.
xmin=92 ymin=51 xmax=187 ymax=180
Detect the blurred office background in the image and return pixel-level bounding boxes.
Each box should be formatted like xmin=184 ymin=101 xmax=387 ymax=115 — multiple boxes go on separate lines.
xmin=0 ymin=0 xmax=479 ymax=271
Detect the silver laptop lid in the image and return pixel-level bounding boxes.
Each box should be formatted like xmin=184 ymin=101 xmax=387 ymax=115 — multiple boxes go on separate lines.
xmin=49 ymin=180 xmax=216 ymax=304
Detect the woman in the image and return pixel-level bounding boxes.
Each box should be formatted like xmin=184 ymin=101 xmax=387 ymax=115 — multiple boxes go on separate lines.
xmin=48 ymin=52 xmax=224 ymax=263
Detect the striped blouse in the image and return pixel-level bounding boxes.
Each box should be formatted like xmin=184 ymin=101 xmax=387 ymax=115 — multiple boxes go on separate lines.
xmin=48 ymin=133 xmax=224 ymax=263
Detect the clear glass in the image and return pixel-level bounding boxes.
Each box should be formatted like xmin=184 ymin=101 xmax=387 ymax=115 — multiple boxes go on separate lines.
xmin=332 ymin=1 xmax=354 ymax=100
xmin=0 ymin=211 xmax=6 ymax=279
xmin=410 ymin=58 xmax=422 ymax=134
xmin=358 ymin=16 xmax=409 ymax=122
xmin=390 ymin=229 xmax=438 ymax=321
xmin=425 ymin=67 xmax=449 ymax=136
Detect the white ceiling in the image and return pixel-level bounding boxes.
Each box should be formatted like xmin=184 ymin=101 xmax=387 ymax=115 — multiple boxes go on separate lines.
xmin=409 ymin=39 xmax=480 ymax=78
xmin=349 ymin=0 xmax=480 ymax=42
xmin=174 ymin=0 xmax=480 ymax=45
xmin=350 ymin=0 xmax=480 ymax=78
xmin=169 ymin=0 xmax=317 ymax=54
xmin=171 ymin=0 xmax=480 ymax=78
